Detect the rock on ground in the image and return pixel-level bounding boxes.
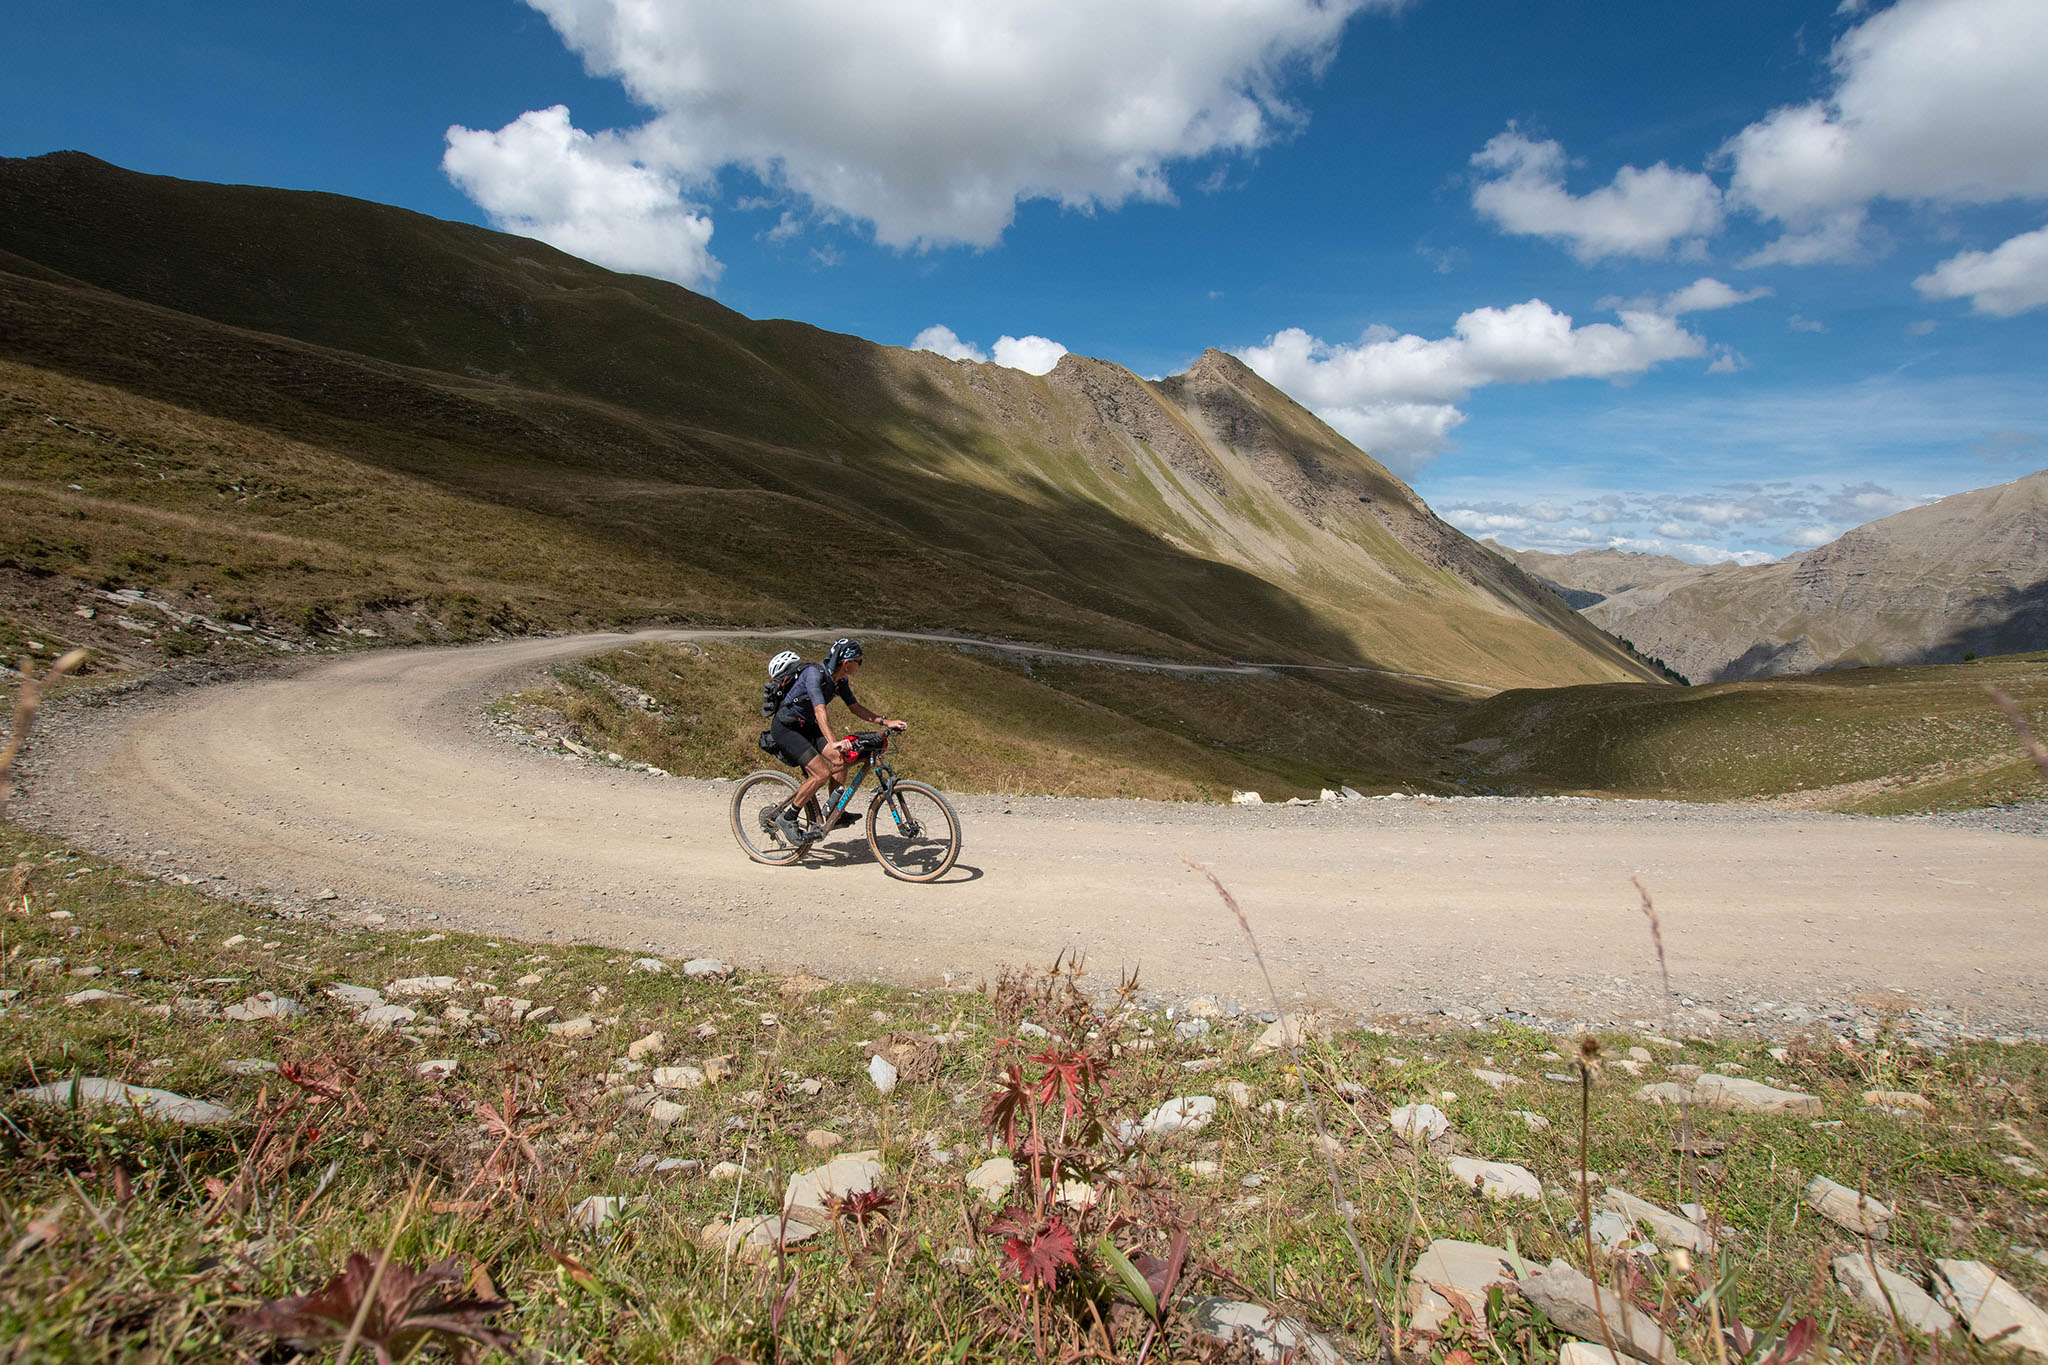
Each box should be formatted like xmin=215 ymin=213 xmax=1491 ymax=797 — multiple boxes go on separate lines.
xmin=1831 ymin=1255 xmax=1955 ymax=1337
xmin=1389 ymin=1103 xmax=1450 ymax=1145
xmin=1559 ymin=1345 xmax=1631 ymax=1365
xmin=1691 ymin=1075 xmax=1822 ymax=1116
xmin=651 ymin=1066 xmax=705 ymax=1090
xmin=1518 ymin=1260 xmax=1681 ymax=1365
xmin=359 ymin=1004 xmax=417 ymax=1030
xmin=1406 ymin=1239 xmax=1522 ymax=1334
xmin=568 ymin=1195 xmax=631 ymax=1232
xmin=15 ymin=1078 xmax=232 ymax=1126
xmin=1249 ymin=1013 xmax=1317 ymax=1056
xmin=966 ymin=1157 xmax=1017 ymax=1205
xmin=1183 ymin=1295 xmax=1343 ymax=1365
xmin=1806 ymin=1176 xmax=1892 ymax=1240
xmin=386 ymin=976 xmax=458 ymax=996
xmin=1937 ymin=1259 xmax=2048 ymax=1356
xmin=327 ymin=984 xmax=386 ymax=1008
xmin=1603 ymin=1190 xmax=1712 ymax=1254
xmin=225 ymin=993 xmax=304 ymax=1021
xmin=783 ymin=1151 xmax=886 ymax=1226
xmin=1447 ymin=1157 xmax=1540 ymax=1202
xmin=1132 ymin=1095 xmax=1218 ymax=1140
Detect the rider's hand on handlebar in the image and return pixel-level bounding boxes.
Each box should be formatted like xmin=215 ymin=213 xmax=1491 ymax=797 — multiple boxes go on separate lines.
xmin=885 ymin=718 xmax=908 ymax=733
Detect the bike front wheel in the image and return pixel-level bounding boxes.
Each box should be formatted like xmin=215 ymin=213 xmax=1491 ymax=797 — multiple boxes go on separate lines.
xmin=865 ymin=780 xmax=962 ymax=882
xmin=730 ymin=770 xmax=817 ymax=866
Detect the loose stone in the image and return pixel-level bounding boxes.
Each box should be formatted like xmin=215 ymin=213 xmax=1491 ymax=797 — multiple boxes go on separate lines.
xmin=359 ymin=1004 xmax=418 ymax=1030
xmin=15 ymin=1078 xmax=232 ymax=1126
xmin=1831 ymin=1256 xmax=1954 ymax=1337
xmin=1389 ymin=1103 xmax=1450 ymax=1145
xmin=1447 ymin=1157 xmax=1541 ymax=1202
xmin=1185 ymin=1296 xmax=1343 ymax=1365
xmin=1936 ymin=1260 xmax=2048 ymax=1356
xmin=1405 ymin=1238 xmax=1522 ymax=1334
xmin=1805 ymin=1176 xmax=1892 ymax=1240
xmin=966 ymin=1157 xmax=1018 ymax=1204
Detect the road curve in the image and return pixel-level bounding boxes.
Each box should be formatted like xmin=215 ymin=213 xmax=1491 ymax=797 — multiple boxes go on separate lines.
xmin=19 ymin=630 xmax=2047 ymax=1030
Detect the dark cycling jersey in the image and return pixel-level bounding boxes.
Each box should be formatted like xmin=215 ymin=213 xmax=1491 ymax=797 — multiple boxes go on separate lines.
xmin=774 ymin=663 xmax=859 ymax=730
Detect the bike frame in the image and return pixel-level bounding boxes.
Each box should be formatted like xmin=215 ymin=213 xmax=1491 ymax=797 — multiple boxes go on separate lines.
xmin=799 ymin=735 xmax=911 ymax=835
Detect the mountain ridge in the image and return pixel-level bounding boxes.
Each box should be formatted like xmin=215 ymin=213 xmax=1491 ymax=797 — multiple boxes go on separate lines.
xmin=0 ymin=149 xmax=1655 ymax=690
xmin=1490 ymin=469 xmax=2048 ymax=682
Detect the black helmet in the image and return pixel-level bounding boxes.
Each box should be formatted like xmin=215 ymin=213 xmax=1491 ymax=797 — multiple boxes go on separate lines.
xmin=824 ymin=637 xmax=864 ymax=674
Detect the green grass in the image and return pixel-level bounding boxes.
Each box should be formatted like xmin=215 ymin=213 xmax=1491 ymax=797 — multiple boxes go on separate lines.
xmin=3 ymin=823 xmax=2044 ymax=1362
xmin=499 ymin=637 xmax=1457 ymax=802
xmin=1439 ymin=651 xmax=2048 ymax=813
xmin=512 ymin=640 xmax=2048 ymax=812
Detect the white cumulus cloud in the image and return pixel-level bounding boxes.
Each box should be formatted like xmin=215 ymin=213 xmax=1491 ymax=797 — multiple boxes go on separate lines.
xmin=463 ymin=0 xmax=1400 ymax=256
xmin=1470 ymin=129 xmax=1724 ymax=262
xmin=912 ymin=325 xmax=1068 ymax=375
xmin=990 ymin=335 xmax=1070 ymax=375
xmin=443 ymin=105 xmax=720 ymax=287
xmin=1915 ymin=223 xmax=2048 ymax=316
xmin=1725 ymin=0 xmax=2048 ymax=257
xmin=1237 ymin=299 xmax=1704 ymax=472
xmin=911 ymin=324 xmax=987 ymax=362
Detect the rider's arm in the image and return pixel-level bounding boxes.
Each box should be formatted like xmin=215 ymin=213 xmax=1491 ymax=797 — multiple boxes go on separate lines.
xmin=812 ymin=702 xmax=838 ymax=747
xmin=850 ymin=701 xmax=906 ymax=731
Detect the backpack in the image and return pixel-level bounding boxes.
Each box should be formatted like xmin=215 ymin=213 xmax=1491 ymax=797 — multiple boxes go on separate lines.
xmin=760 ymin=657 xmax=808 ymax=718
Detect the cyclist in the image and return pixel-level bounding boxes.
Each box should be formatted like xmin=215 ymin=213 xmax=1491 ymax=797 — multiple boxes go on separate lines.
xmin=766 ymin=638 xmax=906 ymax=847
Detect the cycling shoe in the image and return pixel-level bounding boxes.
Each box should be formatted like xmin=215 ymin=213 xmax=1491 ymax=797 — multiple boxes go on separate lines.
xmin=773 ymin=810 xmax=808 ymax=847
xmin=832 ymin=810 xmax=861 ymax=830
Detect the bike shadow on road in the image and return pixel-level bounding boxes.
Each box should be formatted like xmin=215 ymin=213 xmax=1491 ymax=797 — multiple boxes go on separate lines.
xmin=783 ymin=836 xmax=984 ymax=884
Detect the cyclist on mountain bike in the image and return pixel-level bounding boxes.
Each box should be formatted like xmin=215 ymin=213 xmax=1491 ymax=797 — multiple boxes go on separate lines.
xmin=766 ymin=638 xmax=906 ymax=847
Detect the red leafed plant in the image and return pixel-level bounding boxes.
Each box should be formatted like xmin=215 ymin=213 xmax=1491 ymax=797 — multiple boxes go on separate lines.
xmin=987 ymin=1208 xmax=1081 ymax=1293
xmin=982 ymin=1062 xmax=1031 ymax=1150
xmin=236 ymin=1252 xmax=516 ymax=1364
xmin=826 ymin=1187 xmax=897 ymax=1244
xmin=1028 ymin=1047 xmax=1103 ymax=1123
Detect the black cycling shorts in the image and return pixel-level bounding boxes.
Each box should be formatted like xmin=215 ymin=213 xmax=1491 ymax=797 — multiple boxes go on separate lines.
xmin=768 ymin=717 xmax=822 ymax=769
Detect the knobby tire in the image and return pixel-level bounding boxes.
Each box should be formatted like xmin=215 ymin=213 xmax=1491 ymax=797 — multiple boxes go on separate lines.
xmin=865 ymin=779 xmax=962 ymax=882
xmin=729 ymin=769 xmax=818 ymax=866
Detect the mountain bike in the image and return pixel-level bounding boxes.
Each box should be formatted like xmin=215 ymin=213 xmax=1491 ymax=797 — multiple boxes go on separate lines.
xmin=729 ymin=730 xmax=962 ymax=882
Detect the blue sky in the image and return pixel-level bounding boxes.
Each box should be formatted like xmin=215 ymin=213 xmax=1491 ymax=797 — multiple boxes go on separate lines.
xmin=7 ymin=0 xmax=2047 ymax=562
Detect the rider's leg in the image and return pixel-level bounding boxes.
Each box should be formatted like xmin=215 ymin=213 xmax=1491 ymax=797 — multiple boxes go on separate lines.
xmin=789 ymin=750 xmax=835 ymax=815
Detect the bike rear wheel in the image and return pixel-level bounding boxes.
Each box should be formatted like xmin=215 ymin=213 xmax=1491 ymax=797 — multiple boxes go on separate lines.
xmin=865 ymin=780 xmax=962 ymax=882
xmin=730 ymin=770 xmax=819 ymax=866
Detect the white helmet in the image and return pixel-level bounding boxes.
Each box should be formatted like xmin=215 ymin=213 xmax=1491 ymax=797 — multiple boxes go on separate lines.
xmin=768 ymin=650 xmax=802 ymax=676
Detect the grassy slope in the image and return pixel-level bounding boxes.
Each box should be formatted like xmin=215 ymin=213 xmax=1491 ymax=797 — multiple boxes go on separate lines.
xmin=508 ymin=638 xmax=2048 ymax=813
xmin=507 ymin=639 xmax=1453 ymax=803
xmin=0 ymin=151 xmax=1650 ymax=688
xmin=3 ymin=824 xmax=2043 ymax=1362
xmin=1439 ymin=651 xmax=2048 ymax=813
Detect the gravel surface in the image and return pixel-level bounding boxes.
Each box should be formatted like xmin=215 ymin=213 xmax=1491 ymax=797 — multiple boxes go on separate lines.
xmin=17 ymin=631 xmax=2047 ymax=1042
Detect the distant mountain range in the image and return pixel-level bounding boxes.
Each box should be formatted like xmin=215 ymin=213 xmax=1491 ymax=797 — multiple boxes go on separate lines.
xmin=0 ymin=150 xmax=1654 ymax=692
xmin=1489 ymin=468 xmax=2048 ymax=682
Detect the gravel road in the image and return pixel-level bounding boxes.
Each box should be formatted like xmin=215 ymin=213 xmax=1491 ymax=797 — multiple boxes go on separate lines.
xmin=17 ymin=631 xmax=2047 ymax=1037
